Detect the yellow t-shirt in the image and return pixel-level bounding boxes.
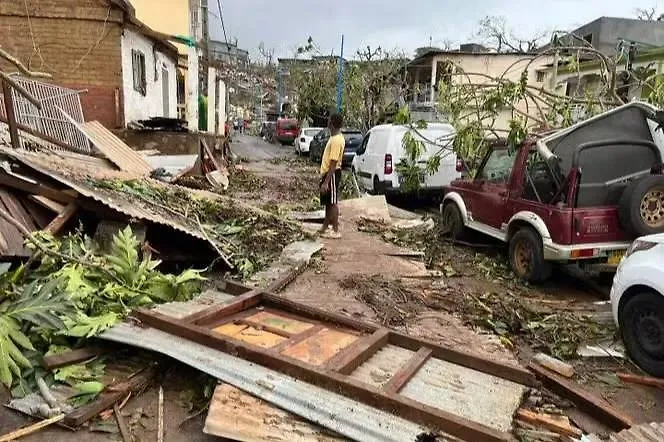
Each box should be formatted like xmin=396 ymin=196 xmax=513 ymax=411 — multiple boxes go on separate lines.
xmin=320 ymin=134 xmax=345 ymax=174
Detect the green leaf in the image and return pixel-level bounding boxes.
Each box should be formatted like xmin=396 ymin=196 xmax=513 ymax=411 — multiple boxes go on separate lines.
xmin=61 ymin=312 xmax=118 ymax=338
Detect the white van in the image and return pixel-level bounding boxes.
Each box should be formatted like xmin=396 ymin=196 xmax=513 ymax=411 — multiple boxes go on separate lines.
xmin=351 ymin=123 xmax=461 ymax=195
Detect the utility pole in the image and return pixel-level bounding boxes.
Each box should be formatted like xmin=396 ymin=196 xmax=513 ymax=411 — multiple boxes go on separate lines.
xmin=200 ymin=0 xmax=210 ymax=94
xmin=186 ymin=0 xmax=201 ymax=131
xmin=336 ymin=34 xmax=344 ymax=113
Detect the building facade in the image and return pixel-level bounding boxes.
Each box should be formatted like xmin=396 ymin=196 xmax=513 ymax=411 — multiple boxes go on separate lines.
xmin=0 ymin=0 xmax=179 ymax=128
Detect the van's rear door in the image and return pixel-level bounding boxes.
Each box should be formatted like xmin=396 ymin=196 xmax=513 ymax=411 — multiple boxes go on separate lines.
xmin=395 ymin=124 xmax=459 ymax=189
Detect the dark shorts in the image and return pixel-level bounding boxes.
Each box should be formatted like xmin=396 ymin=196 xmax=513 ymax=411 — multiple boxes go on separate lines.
xmin=320 ymin=169 xmax=342 ymax=206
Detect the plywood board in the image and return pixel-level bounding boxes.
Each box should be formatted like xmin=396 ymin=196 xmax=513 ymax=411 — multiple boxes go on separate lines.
xmin=213 ymin=323 xmax=286 ymax=348
xmin=246 ymin=311 xmax=314 ymax=335
xmin=204 ymin=384 xmax=347 ymax=441
xmin=281 ymin=328 xmax=358 ymax=366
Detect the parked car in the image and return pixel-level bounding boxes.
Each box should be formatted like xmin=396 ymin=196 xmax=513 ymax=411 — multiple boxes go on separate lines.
xmin=441 ymin=101 xmax=664 ymax=283
xmin=309 ymin=128 xmax=363 ymax=165
xmin=296 ymin=127 xmax=324 ymax=155
xmin=611 ymin=233 xmax=664 ymax=376
xmin=275 ymin=118 xmax=300 ymax=145
xmin=352 ymin=123 xmax=460 ymax=197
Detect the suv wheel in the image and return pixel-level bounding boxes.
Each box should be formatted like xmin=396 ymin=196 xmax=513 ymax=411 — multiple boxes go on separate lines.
xmin=508 ymin=228 xmax=552 ymax=283
xmin=619 ymin=175 xmax=664 ymax=236
xmin=441 ymin=203 xmax=465 ymax=239
xmin=620 ymin=291 xmax=664 ymax=377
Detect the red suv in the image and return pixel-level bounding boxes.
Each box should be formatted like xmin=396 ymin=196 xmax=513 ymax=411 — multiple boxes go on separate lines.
xmin=442 ymin=102 xmax=664 ymax=282
xmin=275 ymin=118 xmax=300 ymax=145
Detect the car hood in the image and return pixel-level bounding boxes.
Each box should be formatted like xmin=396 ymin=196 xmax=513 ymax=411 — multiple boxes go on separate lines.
xmin=639 ymin=233 xmax=664 ymax=244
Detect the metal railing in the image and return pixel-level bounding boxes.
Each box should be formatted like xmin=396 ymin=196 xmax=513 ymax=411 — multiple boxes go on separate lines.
xmin=0 ymin=76 xmax=90 ymax=152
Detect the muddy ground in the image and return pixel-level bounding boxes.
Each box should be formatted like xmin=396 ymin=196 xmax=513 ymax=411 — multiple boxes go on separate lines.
xmin=2 ymin=135 xmax=663 ymax=441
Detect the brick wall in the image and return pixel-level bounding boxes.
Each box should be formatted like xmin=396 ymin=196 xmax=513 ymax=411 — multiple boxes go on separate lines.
xmin=0 ymin=0 xmax=126 ymax=127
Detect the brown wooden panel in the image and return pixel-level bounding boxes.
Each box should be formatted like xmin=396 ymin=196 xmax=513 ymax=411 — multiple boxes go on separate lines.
xmin=383 ymin=347 xmax=433 ymax=395
xmin=281 ymin=328 xmax=358 ymax=366
xmin=132 ymin=309 xmax=512 ymax=442
xmin=271 ymin=325 xmax=326 ymax=354
xmin=245 ymin=310 xmax=314 ymax=335
xmin=324 ymin=328 xmax=390 ymax=375
xmin=44 ymin=203 xmax=77 ymax=235
xmin=390 ymin=332 xmax=538 ymax=387
xmin=22 ymin=199 xmax=54 ymax=229
xmin=213 ymin=323 xmax=287 ymax=348
xmin=182 ymin=291 xmax=263 ymax=325
xmin=529 ymin=363 xmax=633 ymax=431
xmin=0 ymin=189 xmax=37 ymax=231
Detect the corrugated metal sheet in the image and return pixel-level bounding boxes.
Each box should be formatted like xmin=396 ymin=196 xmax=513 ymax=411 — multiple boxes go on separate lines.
xmin=350 ymin=345 xmax=415 ymax=388
xmin=100 ymin=323 xmax=432 ymax=442
xmin=204 ymin=383 xmax=348 ymax=441
xmin=605 ymin=422 xmax=664 ymax=442
xmin=76 ymin=121 xmax=153 ymax=175
xmin=0 ymin=145 xmax=232 ymax=266
xmin=400 ymin=357 xmax=527 ymax=433
xmin=99 ymin=294 xmax=436 ymax=442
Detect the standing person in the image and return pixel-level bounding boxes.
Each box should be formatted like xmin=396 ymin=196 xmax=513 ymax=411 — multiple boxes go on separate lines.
xmin=318 ymin=113 xmax=345 ymax=239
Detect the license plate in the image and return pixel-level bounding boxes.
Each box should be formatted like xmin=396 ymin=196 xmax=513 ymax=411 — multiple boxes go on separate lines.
xmin=607 ymin=250 xmax=625 ymax=265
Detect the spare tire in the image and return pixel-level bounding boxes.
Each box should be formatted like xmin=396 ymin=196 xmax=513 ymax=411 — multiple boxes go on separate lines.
xmin=619 ymin=175 xmax=664 ymax=236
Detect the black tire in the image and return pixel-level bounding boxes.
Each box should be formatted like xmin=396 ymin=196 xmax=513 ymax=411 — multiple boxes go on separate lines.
xmin=620 ymin=291 xmax=664 ymax=377
xmin=619 ymin=175 xmax=664 ymax=236
xmin=508 ymin=228 xmax=552 ymax=283
xmin=441 ymin=203 xmax=465 ymax=239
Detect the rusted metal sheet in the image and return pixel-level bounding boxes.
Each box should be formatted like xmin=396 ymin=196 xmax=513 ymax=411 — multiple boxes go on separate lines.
xmin=75 ymin=120 xmax=153 ymax=175
xmin=0 ymin=146 xmax=232 ymax=266
xmin=204 ymin=384 xmax=347 ymax=442
xmin=213 ymin=323 xmax=287 ymax=348
xmin=281 ymin=328 xmax=359 ymax=366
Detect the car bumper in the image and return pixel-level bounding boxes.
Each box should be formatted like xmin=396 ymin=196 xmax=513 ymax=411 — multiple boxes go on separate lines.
xmin=277 ymin=136 xmax=296 ymax=143
xmin=298 ymin=142 xmax=310 ymax=152
xmin=542 ymin=240 xmax=632 ymax=263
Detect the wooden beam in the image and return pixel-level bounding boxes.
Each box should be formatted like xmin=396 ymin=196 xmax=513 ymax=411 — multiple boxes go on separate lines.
xmin=270 ymin=324 xmax=325 ymax=353
xmin=2 ymin=80 xmax=20 ymax=149
xmin=181 ymin=290 xmax=263 ymax=325
xmin=132 ymin=309 xmax=512 ymax=442
xmin=29 ymin=195 xmax=65 ymax=214
xmin=390 ymin=332 xmax=538 ymax=387
xmin=42 ymin=347 xmax=111 ymax=370
xmin=528 ymin=363 xmax=633 ymax=431
xmin=64 ymin=366 xmax=157 ymax=427
xmin=0 ymin=171 xmax=76 ymax=204
xmin=326 ymin=328 xmax=390 ymax=375
xmin=221 ymin=280 xmax=253 ymax=296
xmin=44 ymin=203 xmax=77 ymax=234
xmin=617 ymin=372 xmax=664 ymax=389
xmin=383 ymin=347 xmax=432 ymax=395
xmin=0 ymin=414 xmax=65 ymax=442
xmin=515 ymin=409 xmax=583 ymax=438
xmin=240 ymin=318 xmax=294 ymax=338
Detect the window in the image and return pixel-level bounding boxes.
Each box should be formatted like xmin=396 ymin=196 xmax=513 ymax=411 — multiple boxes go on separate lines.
xmin=356 ymin=133 xmax=371 ymax=155
xmin=132 ymin=50 xmax=146 ymax=96
xmin=477 ymin=149 xmax=517 ymax=183
xmin=536 ymin=71 xmax=546 ymax=82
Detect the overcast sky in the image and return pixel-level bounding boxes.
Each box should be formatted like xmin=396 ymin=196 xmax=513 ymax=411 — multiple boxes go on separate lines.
xmin=209 ymin=0 xmax=663 ymax=60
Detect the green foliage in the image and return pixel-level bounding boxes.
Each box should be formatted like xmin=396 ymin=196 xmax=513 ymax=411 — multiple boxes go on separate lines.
xmin=69 ymin=381 xmax=104 ymax=406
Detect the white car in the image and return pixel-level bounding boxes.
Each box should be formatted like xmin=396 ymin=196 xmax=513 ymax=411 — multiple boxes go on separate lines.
xmin=351 ymin=123 xmax=461 ymax=196
xmin=295 ymin=127 xmax=324 ymax=155
xmin=610 ymin=233 xmax=664 ymax=376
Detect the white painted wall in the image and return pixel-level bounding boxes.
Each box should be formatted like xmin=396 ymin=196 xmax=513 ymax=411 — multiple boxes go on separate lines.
xmin=121 ymin=28 xmax=178 ymax=125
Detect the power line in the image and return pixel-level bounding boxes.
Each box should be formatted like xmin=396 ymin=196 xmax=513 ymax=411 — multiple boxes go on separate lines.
xmin=216 ymin=0 xmax=230 ymax=49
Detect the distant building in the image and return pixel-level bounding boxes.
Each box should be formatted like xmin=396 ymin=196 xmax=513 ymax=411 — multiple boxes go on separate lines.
xmin=548 ymin=17 xmax=664 ymax=57
xmin=0 ymin=0 xmax=179 ymax=128
xmin=209 ymin=41 xmax=249 ymax=67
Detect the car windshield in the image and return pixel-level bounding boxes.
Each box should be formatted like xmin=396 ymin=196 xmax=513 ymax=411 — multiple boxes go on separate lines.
xmin=304 ymin=129 xmax=320 ymax=136
xmin=280 ymin=121 xmax=298 ymax=130
xmin=343 ymin=131 xmax=363 ymax=143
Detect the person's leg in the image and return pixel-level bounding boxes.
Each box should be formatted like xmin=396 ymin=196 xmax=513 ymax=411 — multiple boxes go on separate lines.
xmin=330 ymin=203 xmax=339 ymax=232
xmin=318 ymin=175 xmax=330 ymax=234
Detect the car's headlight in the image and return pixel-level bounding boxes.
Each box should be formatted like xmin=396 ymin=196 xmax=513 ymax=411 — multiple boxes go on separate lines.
xmin=624 ymin=240 xmax=657 ymax=259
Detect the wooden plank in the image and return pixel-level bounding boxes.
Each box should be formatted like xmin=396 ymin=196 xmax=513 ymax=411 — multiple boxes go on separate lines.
xmin=0 ymin=189 xmax=36 ymax=231
xmin=320 ymin=328 xmax=389 ymax=375
xmin=44 ymin=203 xmax=77 ymax=235
xmin=383 ymin=347 xmax=433 ymax=395
xmin=42 ymin=347 xmax=111 ymax=370
xmin=0 ymin=414 xmax=65 ymax=442
xmin=2 ymin=80 xmax=20 ymax=150
xmin=0 ymin=171 xmax=76 ymax=204
xmin=617 ymin=372 xmax=664 ymax=389
xmin=515 ymin=409 xmax=583 ymax=438
xmin=132 ymin=309 xmax=513 ymax=442
xmin=29 ymin=195 xmax=65 ymax=214
xmin=528 ymin=363 xmax=633 ymax=431
xmin=271 ymin=324 xmax=326 ymax=353
xmin=221 ymin=280 xmax=253 ymax=296
xmin=181 ymin=290 xmax=263 ymax=325
xmin=240 ymin=318 xmax=296 ymax=338
xmin=22 ymin=199 xmax=53 ymax=229
xmin=281 ymin=329 xmax=359 ymax=366
xmin=390 ymin=332 xmax=538 ymax=387
xmin=64 ymin=366 xmax=157 ymax=427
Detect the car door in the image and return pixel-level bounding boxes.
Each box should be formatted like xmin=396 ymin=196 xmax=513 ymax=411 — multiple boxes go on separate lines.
xmin=354 ymin=132 xmax=372 ymax=189
xmin=466 ymin=148 xmax=518 ymax=229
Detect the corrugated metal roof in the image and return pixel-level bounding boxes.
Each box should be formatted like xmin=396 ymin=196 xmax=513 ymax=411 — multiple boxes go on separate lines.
xmin=0 ymin=145 xmax=232 ymax=266
xmin=604 ymin=422 xmax=664 ymax=442
xmin=99 ymin=294 xmax=436 ymax=442
xmin=75 ymin=120 xmax=153 ymax=176
xmin=400 ymin=357 xmax=527 ymax=433
xmin=350 ymin=345 xmax=415 ymax=388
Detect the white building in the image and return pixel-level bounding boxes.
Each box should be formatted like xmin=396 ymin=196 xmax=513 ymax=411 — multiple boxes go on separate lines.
xmin=121 ymin=26 xmax=179 ymax=124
